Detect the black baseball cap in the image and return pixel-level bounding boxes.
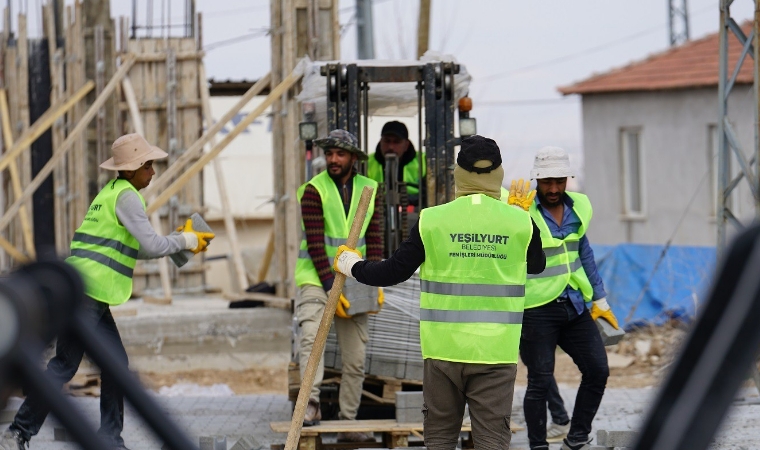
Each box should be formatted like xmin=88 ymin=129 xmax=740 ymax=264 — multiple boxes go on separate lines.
xmin=381 ymin=121 xmax=409 ymax=140
xmin=457 ymin=135 xmax=502 ymax=174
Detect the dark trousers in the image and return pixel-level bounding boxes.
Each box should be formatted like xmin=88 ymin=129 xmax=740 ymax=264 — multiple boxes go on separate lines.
xmin=520 ymin=300 xmax=609 ymax=449
xmin=422 ymin=359 xmax=517 ymax=450
xmin=547 ymin=376 xmax=569 ymax=425
xmin=10 ymin=297 xmax=128 ymax=446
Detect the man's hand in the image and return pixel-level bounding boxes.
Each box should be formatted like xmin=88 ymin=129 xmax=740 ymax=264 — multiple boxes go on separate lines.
xmin=377 ymin=288 xmax=384 ymax=306
xmin=590 ymin=298 xmax=620 ymax=330
xmin=333 ymin=245 xmax=363 ymax=278
xmin=335 ymin=293 xmax=352 ymax=318
xmin=177 ymin=218 xmax=215 ymax=254
xmin=507 ymin=178 xmax=536 ymax=211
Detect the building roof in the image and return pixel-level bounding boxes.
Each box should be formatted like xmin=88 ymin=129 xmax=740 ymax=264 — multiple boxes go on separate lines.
xmin=559 ymin=23 xmax=754 ymax=95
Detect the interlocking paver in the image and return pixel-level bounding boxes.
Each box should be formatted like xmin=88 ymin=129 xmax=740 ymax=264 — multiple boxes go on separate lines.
xmin=2 ymin=385 xmax=758 ymax=449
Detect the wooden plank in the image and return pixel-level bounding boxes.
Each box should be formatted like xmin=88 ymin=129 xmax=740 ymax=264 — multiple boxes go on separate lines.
xmin=133 ymin=51 xmax=203 ymax=62
xmin=121 ymin=75 xmax=173 ymax=302
xmin=46 ymin=1 xmax=68 ymax=254
xmin=271 ymin=419 xmax=463 ymax=434
xmin=71 ymin=1 xmax=88 ymax=231
xmin=0 ymin=57 xmax=135 ymax=234
xmin=198 ymin=62 xmax=248 ymax=293
xmin=94 ymin=25 xmax=107 ymax=189
xmin=116 ymin=99 xmax=201 ymax=111
xmin=141 ymin=72 xmax=272 ymax=200
xmin=270 ymin=0 xmax=286 ymax=296
xmin=146 ymin=66 xmax=303 ymax=214
xmin=0 ymin=81 xmax=95 ymax=174
xmin=284 ymin=187 xmax=374 ymax=450
xmin=0 ymin=89 xmax=35 ymax=258
xmin=16 ymin=14 xmax=31 ymax=259
xmin=258 ymin=228 xmax=275 ymax=283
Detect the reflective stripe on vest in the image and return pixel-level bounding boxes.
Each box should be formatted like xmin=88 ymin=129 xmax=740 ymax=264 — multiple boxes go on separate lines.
xmin=367 ymin=152 xmax=426 ymax=195
xmin=524 ymin=191 xmax=594 ymax=308
xmin=294 ymin=171 xmax=378 ymax=287
xmin=420 ymin=308 xmax=523 ymax=324
xmin=66 ymin=179 xmax=143 ymax=305
xmin=418 ymin=194 xmax=533 ymax=364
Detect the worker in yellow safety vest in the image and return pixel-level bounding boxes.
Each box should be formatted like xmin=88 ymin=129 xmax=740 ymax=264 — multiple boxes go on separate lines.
xmin=367 ymin=121 xmax=425 ymax=206
xmin=294 ymin=129 xmax=385 ymax=444
xmin=0 ymin=134 xmax=214 ymax=450
xmin=514 ymin=146 xmax=619 ymax=450
xmin=333 ymin=135 xmax=546 ymax=449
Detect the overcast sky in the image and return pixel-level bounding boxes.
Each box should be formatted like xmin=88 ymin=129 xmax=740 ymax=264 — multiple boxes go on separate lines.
xmin=16 ymin=0 xmax=757 ymax=180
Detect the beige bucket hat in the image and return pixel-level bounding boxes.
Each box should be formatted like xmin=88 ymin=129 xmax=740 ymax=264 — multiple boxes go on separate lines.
xmin=100 ymin=133 xmax=168 ymax=171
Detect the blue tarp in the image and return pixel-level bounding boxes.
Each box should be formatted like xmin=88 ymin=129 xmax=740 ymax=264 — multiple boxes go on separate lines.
xmin=592 ymin=244 xmax=717 ymax=330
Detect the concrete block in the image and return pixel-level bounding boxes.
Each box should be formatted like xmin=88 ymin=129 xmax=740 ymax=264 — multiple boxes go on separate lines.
xmin=396 ymin=407 xmax=423 ymax=423
xmin=199 ymin=435 xmax=227 ymax=450
xmin=596 ymin=316 xmax=625 ymax=346
xmin=597 ymin=429 xmax=638 ymax=447
xmin=170 ymin=213 xmax=214 ymax=268
xmin=395 ymin=391 xmax=423 ymax=409
xmin=230 ymin=435 xmax=265 ymax=450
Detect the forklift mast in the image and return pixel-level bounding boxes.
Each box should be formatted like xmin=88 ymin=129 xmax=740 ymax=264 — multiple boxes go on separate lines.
xmin=319 ymin=62 xmax=463 ymax=257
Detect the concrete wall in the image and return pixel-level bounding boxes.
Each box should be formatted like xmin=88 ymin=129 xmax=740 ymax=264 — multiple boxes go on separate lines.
xmin=581 ymin=86 xmax=755 ymax=246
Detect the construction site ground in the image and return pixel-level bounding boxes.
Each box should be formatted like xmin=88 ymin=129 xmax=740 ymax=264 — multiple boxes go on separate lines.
xmin=3 ymin=297 xmax=759 ymax=449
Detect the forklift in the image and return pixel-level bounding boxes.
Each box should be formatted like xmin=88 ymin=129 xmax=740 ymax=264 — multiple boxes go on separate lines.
xmin=299 ymin=60 xmax=477 ymax=257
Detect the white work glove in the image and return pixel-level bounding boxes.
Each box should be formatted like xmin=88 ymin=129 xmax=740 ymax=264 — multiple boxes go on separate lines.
xmin=333 ymin=245 xmax=363 ymax=279
xmin=182 ymin=232 xmax=199 ymax=251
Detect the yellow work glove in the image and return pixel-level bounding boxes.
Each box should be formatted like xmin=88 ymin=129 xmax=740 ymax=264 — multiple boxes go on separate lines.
xmin=177 ymin=218 xmax=215 ymax=254
xmin=333 ymin=245 xmax=364 ymax=278
xmin=507 ymin=178 xmax=536 ymax=211
xmin=590 ymin=298 xmax=620 ymax=330
xmin=335 ymin=293 xmax=352 ymax=319
xmin=377 ymin=288 xmax=384 ymax=306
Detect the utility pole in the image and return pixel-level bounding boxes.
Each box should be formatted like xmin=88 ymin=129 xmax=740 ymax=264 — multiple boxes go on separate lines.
xmin=416 ymin=0 xmax=430 ymax=59
xmin=356 ymin=0 xmax=374 ymax=59
xmin=668 ymin=0 xmax=690 ymax=46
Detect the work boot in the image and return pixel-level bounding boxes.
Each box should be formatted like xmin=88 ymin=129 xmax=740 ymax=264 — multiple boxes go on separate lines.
xmin=0 ymin=429 xmax=27 ymax=450
xmin=546 ymin=421 xmax=571 ymax=443
xmin=303 ymin=399 xmax=321 ymax=426
xmin=561 ymin=437 xmax=592 ymax=450
xmin=336 ymin=431 xmax=375 ymax=443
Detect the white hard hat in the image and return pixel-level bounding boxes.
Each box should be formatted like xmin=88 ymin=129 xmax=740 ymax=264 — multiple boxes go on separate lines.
xmin=530 ymin=146 xmax=574 ymax=179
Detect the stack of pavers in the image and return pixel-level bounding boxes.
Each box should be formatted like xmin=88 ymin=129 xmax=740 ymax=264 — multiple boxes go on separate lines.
xmin=323 ymin=272 xmax=422 ymax=380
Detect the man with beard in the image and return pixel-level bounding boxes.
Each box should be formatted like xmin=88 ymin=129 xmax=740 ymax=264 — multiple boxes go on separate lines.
xmin=294 ymin=129 xmax=383 ymax=443
xmin=367 ymin=121 xmax=425 ymax=206
xmin=519 ymin=146 xmax=619 ymax=450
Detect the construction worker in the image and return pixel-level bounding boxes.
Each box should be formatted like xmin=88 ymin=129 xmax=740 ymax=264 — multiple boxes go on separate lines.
xmin=333 ymin=135 xmax=546 ymax=449
xmin=295 ymin=129 xmax=384 ymax=443
xmin=0 ymin=133 xmax=214 ymax=450
xmin=367 ymin=121 xmax=425 ymax=206
xmin=501 ymin=185 xmax=571 ymax=444
xmin=517 ymin=147 xmax=618 ymax=450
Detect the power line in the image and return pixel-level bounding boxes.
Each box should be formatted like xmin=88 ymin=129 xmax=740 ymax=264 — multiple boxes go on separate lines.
xmin=478 ymin=3 xmax=716 ymax=84
xmin=204 ymin=28 xmax=270 ymax=51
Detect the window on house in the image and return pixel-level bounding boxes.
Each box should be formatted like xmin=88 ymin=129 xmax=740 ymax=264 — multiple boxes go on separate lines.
xmin=620 ymin=128 xmax=644 ymax=216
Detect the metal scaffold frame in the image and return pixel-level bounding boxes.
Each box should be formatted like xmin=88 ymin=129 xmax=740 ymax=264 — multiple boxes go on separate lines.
xmin=717 ymin=0 xmax=760 ymax=393
xmin=717 ymin=0 xmax=760 ymax=251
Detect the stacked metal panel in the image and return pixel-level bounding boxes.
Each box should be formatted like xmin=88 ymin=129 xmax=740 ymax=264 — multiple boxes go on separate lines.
xmin=323 ymin=273 xmax=423 ymax=380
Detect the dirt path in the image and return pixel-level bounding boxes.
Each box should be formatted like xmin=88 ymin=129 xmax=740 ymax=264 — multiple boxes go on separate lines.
xmin=137 ymin=322 xmax=691 ymax=394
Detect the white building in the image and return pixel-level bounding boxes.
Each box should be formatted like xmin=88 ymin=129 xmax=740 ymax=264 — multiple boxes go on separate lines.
xmin=560 ymin=25 xmax=755 ymax=247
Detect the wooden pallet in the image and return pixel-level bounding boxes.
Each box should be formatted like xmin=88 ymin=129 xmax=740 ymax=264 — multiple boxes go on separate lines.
xmin=288 ymin=363 xmax=422 ymax=406
xmin=271 ymin=419 xmax=523 ymax=450
xmin=270 ymin=419 xmax=434 ymax=449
